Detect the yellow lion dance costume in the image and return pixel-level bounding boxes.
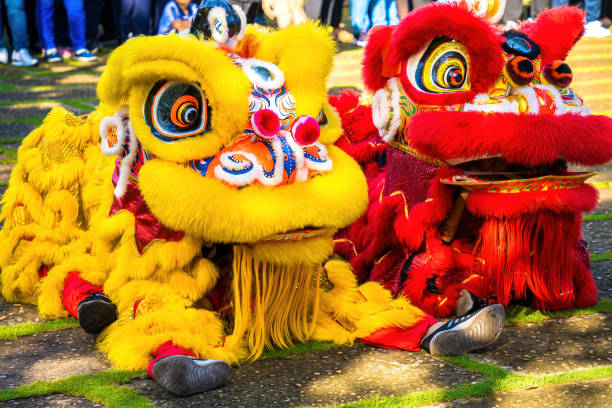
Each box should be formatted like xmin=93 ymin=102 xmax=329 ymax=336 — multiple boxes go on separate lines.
xmin=0 ymin=0 xmax=504 ymax=396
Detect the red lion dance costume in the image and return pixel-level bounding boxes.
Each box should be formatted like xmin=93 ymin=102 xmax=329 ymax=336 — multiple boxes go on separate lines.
xmin=334 ymin=3 xmax=612 ymax=317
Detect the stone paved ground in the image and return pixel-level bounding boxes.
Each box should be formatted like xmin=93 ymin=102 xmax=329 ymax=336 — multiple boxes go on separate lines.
xmin=0 ymin=30 xmax=611 ymax=408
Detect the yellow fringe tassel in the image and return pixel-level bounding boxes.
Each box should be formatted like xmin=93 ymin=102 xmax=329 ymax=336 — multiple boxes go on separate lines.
xmin=227 ymin=245 xmax=321 ymax=360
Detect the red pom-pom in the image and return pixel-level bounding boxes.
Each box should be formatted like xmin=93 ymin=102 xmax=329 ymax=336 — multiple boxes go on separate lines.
xmin=251 ymin=109 xmax=280 ymax=138
xmin=291 ymin=115 xmax=320 ymax=145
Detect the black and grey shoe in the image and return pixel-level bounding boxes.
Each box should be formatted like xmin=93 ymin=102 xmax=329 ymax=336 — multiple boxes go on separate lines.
xmin=455 ymin=289 xmax=493 ymax=317
xmin=77 ymin=293 xmax=118 ymax=335
xmin=421 ymin=303 xmax=505 ymax=356
xmin=152 ymin=355 xmax=230 ymax=396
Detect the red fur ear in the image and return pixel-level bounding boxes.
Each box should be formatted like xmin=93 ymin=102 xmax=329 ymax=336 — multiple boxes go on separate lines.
xmin=520 ymin=6 xmax=585 ymax=63
xmin=362 ymin=25 xmax=395 ymax=92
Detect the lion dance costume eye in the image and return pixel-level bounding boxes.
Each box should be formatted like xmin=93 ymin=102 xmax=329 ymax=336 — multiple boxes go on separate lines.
xmin=406 ymin=37 xmax=470 ymax=94
xmin=144 ymin=81 xmax=210 ymax=141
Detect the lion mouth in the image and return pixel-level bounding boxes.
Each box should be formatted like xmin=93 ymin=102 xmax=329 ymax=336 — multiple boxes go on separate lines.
xmin=440 ymin=157 xmax=596 ymax=191
xmin=258 ymin=227 xmax=327 ymax=242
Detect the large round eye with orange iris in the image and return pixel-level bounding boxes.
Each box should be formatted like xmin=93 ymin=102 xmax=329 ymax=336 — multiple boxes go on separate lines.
xmin=144 ymin=81 xmax=210 ymax=142
xmin=405 ymin=36 xmax=470 ymax=94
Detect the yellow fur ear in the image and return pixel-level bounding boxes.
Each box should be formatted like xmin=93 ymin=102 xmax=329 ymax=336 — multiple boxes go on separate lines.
xmin=252 ymin=22 xmax=336 ymax=119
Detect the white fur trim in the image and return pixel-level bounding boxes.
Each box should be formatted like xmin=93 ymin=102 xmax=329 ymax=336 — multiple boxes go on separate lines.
xmin=511 ymin=86 xmax=540 ymax=114
xmin=534 ymin=84 xmax=568 ymax=114
xmin=208 ymin=7 xmax=228 ymax=44
xmin=371 ymin=78 xmax=401 ymax=143
xmin=99 ymin=107 xmax=128 ymax=156
xmin=114 ymin=115 xmax=138 ymax=198
xmin=464 ymin=97 xmax=519 ymax=114
xmin=213 ymin=137 xmax=285 ymax=187
xmin=303 ymin=142 xmax=333 ymax=173
xmin=241 ymin=58 xmax=285 ymax=90
xmin=232 ymin=4 xmax=247 ymax=41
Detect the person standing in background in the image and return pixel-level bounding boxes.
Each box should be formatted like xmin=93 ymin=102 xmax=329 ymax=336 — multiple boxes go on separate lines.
xmin=395 ymin=0 xmax=430 ymax=19
xmin=157 ymin=0 xmax=198 ymax=34
xmin=351 ymin=0 xmax=399 ymax=46
xmin=118 ymin=0 xmax=154 ymax=41
xmin=36 ymin=0 xmax=98 ymax=62
xmin=0 ymin=0 xmax=38 ymax=66
xmin=553 ymin=0 xmax=610 ymax=36
xmin=305 ymin=0 xmax=353 ymax=42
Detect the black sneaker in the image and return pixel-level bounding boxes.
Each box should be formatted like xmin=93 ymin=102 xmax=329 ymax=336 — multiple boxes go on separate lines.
xmin=77 ymin=293 xmax=118 ymax=334
xmin=421 ymin=304 xmax=505 ymax=356
xmin=152 ymin=355 xmax=230 ymax=396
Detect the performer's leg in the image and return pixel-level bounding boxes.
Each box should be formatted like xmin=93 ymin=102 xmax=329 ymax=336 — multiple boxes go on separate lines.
xmin=61 ymin=271 xmax=117 ymax=334
xmin=147 ymin=341 xmax=230 ymax=396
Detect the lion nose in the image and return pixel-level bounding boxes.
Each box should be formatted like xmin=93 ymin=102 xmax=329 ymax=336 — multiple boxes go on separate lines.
xmin=290 ymin=115 xmax=320 ymax=146
xmin=251 ymin=109 xmax=280 ymax=138
xmin=504 ymin=56 xmax=535 ymax=87
xmin=542 ymin=60 xmax=573 ymax=89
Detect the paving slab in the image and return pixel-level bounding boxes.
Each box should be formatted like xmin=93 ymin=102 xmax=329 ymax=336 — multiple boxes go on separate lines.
xmin=0 ymin=298 xmax=41 ymax=326
xmin=0 ymin=122 xmax=37 ymax=139
xmin=470 ymin=313 xmax=612 ymax=375
xmin=591 ymin=192 xmax=612 ymax=214
xmin=0 ymin=328 xmax=111 ymax=388
xmin=0 ymin=103 xmax=87 ymax=120
xmin=128 ymin=344 xmax=484 ymax=407
xmin=592 ymin=260 xmax=612 ymax=300
xmin=6 ymin=74 xmax=101 ymax=89
xmin=0 ymin=395 xmax=100 ymax=407
xmin=583 ymin=219 xmax=612 ymax=254
xmin=0 ymin=88 xmax=96 ymax=103
xmin=430 ymin=378 xmax=612 ymax=408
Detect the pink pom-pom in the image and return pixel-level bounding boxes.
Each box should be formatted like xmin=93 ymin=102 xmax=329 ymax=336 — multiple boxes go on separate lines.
xmin=291 ymin=115 xmax=320 ymax=146
xmin=251 ymin=109 xmax=280 ymax=138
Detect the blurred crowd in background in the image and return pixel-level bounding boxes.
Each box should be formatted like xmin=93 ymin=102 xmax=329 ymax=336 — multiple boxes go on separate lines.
xmin=0 ymin=0 xmax=611 ymax=67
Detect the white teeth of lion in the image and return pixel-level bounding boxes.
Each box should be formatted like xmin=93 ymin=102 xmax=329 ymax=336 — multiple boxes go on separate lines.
xmin=464 ymin=93 xmax=520 ymax=114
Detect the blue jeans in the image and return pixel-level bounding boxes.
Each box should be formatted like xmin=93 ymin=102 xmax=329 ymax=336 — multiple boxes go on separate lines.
xmin=36 ymin=0 xmax=87 ymax=51
xmin=351 ymin=0 xmax=399 ymax=35
xmin=552 ymin=0 xmax=601 ymax=23
xmin=0 ymin=0 xmax=30 ymax=50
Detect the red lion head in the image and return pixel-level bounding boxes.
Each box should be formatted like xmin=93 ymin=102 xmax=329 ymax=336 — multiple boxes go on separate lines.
xmin=334 ymin=3 xmax=612 ymax=315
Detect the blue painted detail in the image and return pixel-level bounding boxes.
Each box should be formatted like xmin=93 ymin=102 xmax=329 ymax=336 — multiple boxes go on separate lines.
xmin=305 ymin=147 xmax=326 ymax=163
xmin=279 ymin=136 xmax=296 ymax=177
xmin=222 ymin=156 xmax=254 ymax=175
xmin=253 ymin=65 xmax=273 ymax=81
xmin=257 ymin=138 xmax=277 ymax=177
xmin=188 ymin=157 xmax=214 ymax=176
xmin=506 ymin=37 xmax=532 ymax=54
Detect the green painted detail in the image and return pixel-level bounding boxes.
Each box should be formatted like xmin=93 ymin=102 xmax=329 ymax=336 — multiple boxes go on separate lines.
xmin=0 ymin=318 xmax=79 ymax=340
xmin=0 ymin=81 xmax=19 ymax=92
xmin=591 ymin=252 xmax=612 ymax=262
xmin=399 ymin=95 xmax=417 ymax=118
xmin=505 ymin=299 xmax=612 ymax=325
xmin=584 ymin=213 xmax=612 ymax=221
xmin=0 ymin=370 xmax=152 ymax=408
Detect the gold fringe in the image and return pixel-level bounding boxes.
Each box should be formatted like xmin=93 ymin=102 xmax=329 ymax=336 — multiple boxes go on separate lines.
xmin=227 ymin=245 xmax=320 ymax=360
